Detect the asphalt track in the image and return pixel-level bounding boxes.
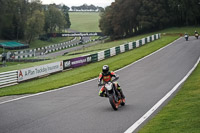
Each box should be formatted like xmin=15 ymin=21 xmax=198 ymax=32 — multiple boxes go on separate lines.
xmin=0 ymin=37 xmax=200 ymax=133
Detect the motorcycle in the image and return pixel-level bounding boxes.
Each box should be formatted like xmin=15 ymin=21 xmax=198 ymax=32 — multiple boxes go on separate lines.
xmin=185 ymin=34 xmax=189 ymax=41
xmin=99 ymin=79 xmax=125 ymax=110
xmin=195 ymin=33 xmax=199 ymax=39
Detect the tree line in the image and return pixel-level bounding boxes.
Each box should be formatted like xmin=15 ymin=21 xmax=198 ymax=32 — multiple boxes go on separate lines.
xmin=99 ymin=0 xmax=200 ymax=40
xmin=0 ymin=0 xmax=71 ymax=44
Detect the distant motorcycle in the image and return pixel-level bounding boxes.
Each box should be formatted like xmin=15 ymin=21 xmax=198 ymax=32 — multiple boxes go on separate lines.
xmin=195 ymin=33 xmax=199 ymax=39
xmin=185 ymin=34 xmax=189 ymax=41
xmin=99 ymin=80 xmax=125 ymax=110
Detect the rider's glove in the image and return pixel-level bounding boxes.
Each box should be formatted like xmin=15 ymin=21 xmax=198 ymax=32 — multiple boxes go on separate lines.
xmin=98 ymin=83 xmax=101 ymax=87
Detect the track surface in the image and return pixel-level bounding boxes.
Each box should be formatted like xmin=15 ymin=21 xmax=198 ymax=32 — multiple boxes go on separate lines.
xmin=0 ymin=37 xmax=200 ymax=133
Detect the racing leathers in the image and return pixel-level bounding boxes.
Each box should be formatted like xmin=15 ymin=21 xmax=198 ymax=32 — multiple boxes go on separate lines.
xmin=98 ymin=71 xmax=125 ymax=98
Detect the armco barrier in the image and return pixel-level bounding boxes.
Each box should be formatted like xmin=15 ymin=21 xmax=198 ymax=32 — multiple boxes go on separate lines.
xmin=0 ymin=70 xmax=18 ymax=88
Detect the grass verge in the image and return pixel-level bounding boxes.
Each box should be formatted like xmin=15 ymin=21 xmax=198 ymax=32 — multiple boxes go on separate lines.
xmin=138 ymin=63 xmax=200 ymax=133
xmin=0 ymin=35 xmax=178 ymax=97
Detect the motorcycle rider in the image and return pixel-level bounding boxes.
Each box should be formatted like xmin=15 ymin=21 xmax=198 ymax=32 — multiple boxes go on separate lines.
xmin=194 ymin=31 xmax=199 ymax=39
xmin=98 ymin=65 xmax=125 ymax=99
xmin=184 ymin=33 xmax=189 ymax=41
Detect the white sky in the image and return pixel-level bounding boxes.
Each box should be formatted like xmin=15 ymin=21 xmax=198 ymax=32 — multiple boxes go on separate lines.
xmin=41 ymin=0 xmax=115 ymax=7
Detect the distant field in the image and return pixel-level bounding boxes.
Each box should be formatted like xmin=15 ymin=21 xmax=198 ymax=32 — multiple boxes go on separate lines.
xmin=69 ymin=12 xmax=101 ymax=32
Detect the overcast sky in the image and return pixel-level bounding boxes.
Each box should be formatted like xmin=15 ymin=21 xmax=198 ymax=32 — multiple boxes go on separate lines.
xmin=41 ymin=0 xmax=115 ymax=7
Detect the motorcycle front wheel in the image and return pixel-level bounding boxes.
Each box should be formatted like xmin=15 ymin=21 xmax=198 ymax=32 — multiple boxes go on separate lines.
xmin=109 ymin=95 xmax=118 ymax=110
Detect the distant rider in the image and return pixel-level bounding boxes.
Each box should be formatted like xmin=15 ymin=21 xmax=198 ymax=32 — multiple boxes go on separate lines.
xmin=194 ymin=31 xmax=199 ymax=39
xmin=184 ymin=33 xmax=189 ymax=41
xmin=98 ymin=65 xmax=125 ymax=99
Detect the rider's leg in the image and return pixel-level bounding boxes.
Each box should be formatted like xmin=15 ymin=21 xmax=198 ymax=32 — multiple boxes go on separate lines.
xmin=99 ymin=86 xmax=107 ymax=97
xmin=114 ymin=82 xmax=125 ymax=99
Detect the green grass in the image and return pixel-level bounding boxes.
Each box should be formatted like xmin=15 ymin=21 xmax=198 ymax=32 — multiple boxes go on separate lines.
xmin=139 ymin=63 xmax=200 ymax=133
xmin=160 ymin=26 xmax=200 ymax=35
xmin=0 ymin=35 xmax=178 ymax=96
xmin=29 ymin=37 xmax=73 ymax=49
xmin=69 ymin=12 xmax=100 ymax=32
xmin=0 ymin=62 xmax=26 ymax=66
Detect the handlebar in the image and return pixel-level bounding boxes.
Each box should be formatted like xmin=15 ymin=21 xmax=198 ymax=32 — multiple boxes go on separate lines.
xmin=98 ymin=77 xmax=119 ymax=87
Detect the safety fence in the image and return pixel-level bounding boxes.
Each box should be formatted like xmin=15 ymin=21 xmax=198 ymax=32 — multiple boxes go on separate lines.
xmin=0 ymin=34 xmax=160 ymax=88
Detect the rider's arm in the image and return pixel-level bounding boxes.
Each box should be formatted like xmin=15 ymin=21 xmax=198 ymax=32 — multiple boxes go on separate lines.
xmin=98 ymin=73 xmax=103 ymax=85
xmin=110 ymin=71 xmax=119 ymax=80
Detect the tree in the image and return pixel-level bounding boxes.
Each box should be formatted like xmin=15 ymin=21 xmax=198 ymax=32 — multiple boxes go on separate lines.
xmin=99 ymin=0 xmax=140 ymax=39
xmin=62 ymin=5 xmax=71 ymax=29
xmin=26 ymin=10 xmax=45 ymax=44
xmin=99 ymin=6 xmax=115 ymax=39
xmin=0 ymin=0 xmax=28 ymax=40
xmin=137 ymin=0 xmax=170 ymax=32
xmin=0 ymin=0 xmax=43 ymax=40
xmin=168 ymin=0 xmax=200 ymax=26
xmin=0 ymin=0 xmax=5 ymax=37
xmin=116 ymin=0 xmax=140 ymax=36
xmin=44 ymin=5 xmax=66 ymax=33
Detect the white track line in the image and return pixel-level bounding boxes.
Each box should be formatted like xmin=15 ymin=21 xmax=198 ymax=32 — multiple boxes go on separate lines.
xmin=124 ymin=56 xmax=200 ymax=133
xmin=0 ymin=37 xmax=181 ymax=105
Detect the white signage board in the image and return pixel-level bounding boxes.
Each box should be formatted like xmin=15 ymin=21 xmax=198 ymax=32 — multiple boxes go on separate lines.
xmin=18 ymin=61 xmax=63 ymax=82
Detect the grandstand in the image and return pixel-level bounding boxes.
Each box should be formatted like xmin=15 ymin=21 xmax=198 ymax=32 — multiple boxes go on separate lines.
xmin=0 ymin=41 xmax=29 ymax=50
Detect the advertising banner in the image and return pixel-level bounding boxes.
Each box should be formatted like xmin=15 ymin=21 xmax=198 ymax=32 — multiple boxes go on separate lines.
xmin=63 ymin=56 xmax=91 ymax=69
xmin=18 ymin=61 xmax=63 ymax=82
xmin=47 ymin=32 xmax=103 ymax=37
